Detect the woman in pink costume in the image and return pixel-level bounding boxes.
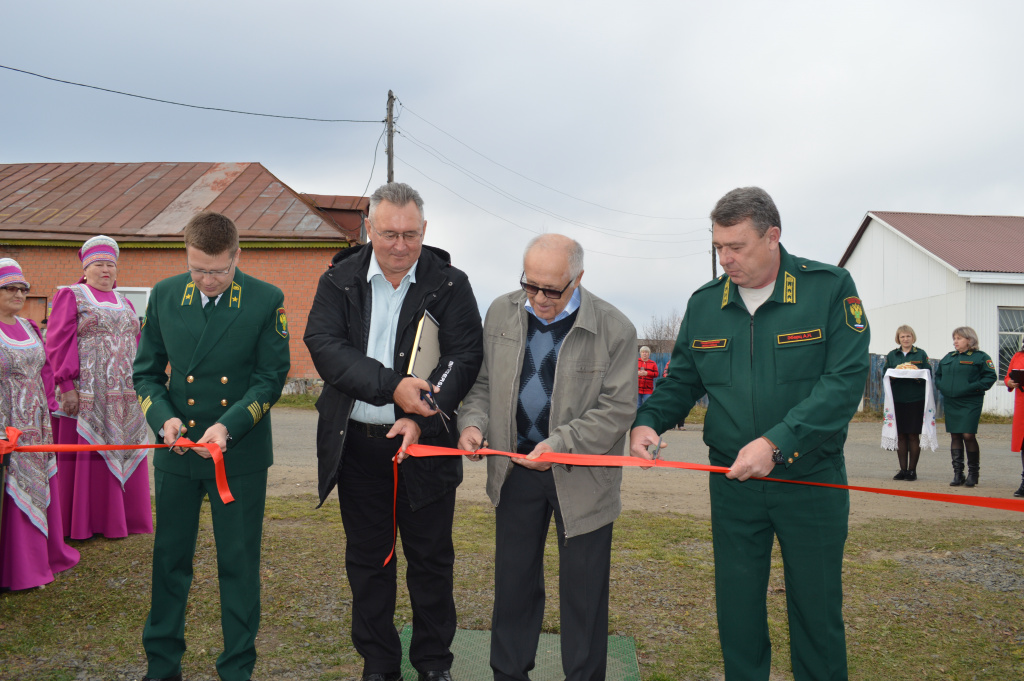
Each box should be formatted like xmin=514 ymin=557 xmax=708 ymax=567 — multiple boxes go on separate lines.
xmin=0 ymin=259 xmax=80 ymax=590
xmin=47 ymin=236 xmax=152 ymax=539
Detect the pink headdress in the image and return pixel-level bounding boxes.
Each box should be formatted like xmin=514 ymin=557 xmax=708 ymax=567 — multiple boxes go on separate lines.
xmin=0 ymin=258 xmax=29 ymax=289
xmin=79 ymin=235 xmax=120 ymax=268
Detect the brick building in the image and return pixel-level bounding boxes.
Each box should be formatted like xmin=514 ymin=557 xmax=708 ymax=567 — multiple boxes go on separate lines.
xmin=0 ymin=162 xmax=366 ymax=383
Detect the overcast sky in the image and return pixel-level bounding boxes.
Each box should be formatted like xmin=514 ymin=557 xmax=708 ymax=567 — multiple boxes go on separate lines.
xmin=3 ymin=1 xmax=1022 ymax=333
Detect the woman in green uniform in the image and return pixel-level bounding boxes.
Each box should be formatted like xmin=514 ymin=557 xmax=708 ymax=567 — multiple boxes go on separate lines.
xmin=934 ymin=326 xmax=996 ymax=487
xmin=884 ymin=325 xmax=930 ymax=481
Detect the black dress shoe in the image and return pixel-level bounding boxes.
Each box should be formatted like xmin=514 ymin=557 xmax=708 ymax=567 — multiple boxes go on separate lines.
xmin=418 ymin=671 xmax=453 ymax=681
xmin=142 ymin=674 xmax=182 ymax=681
xmin=362 ymin=673 xmax=403 ymax=681
xmin=905 ymin=470 xmax=917 ymax=481
xmin=893 ymin=469 xmax=907 ymax=480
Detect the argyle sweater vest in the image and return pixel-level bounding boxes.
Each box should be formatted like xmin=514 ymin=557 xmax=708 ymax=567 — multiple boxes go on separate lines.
xmin=516 ymin=310 xmax=577 ymax=454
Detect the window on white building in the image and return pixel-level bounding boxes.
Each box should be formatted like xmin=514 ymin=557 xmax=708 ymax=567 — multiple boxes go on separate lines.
xmin=997 ymin=307 xmax=1024 ymax=378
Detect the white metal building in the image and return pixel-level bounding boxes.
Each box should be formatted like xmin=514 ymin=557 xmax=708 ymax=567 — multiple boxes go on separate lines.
xmin=840 ymin=211 xmax=1024 ymax=415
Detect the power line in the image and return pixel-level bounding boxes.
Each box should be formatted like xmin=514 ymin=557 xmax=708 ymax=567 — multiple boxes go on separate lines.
xmin=397 ymin=154 xmax=711 ymax=261
xmin=397 ymin=101 xmax=706 ymax=221
xmin=397 ymin=125 xmax=708 ymax=243
xmin=0 ymin=64 xmax=383 ymax=123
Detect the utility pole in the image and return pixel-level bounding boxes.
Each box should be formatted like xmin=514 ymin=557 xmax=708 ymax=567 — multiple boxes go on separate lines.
xmin=386 ymin=90 xmax=395 ymax=183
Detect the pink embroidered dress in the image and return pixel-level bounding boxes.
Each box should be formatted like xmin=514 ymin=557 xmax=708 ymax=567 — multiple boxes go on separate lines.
xmin=48 ymin=284 xmax=152 ymax=539
xmin=0 ymin=316 xmax=80 ymax=590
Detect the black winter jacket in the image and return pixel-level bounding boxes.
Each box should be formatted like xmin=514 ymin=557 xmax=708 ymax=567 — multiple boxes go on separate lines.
xmin=304 ymin=243 xmax=483 ymax=508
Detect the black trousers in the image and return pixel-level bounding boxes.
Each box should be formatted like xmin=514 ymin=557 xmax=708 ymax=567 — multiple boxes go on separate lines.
xmin=338 ymin=427 xmax=457 ymax=676
xmin=491 ymin=465 xmax=613 ymax=681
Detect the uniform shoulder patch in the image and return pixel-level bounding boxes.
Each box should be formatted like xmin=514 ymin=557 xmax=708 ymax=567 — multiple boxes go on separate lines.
xmin=276 ymin=307 xmax=288 ymax=338
xmin=844 ymin=297 xmax=867 ymax=332
xmin=986 ymin=358 xmax=994 ymax=369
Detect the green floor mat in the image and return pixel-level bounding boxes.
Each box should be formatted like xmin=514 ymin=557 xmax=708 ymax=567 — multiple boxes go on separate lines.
xmin=398 ymin=626 xmax=640 ymax=680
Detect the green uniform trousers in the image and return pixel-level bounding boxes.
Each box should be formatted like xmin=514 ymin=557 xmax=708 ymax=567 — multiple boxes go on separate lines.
xmin=143 ymin=467 xmax=267 ymax=681
xmin=710 ymin=470 xmax=849 ymax=681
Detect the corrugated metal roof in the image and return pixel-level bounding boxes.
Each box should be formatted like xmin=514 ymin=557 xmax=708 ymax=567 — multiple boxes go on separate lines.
xmin=302 ymin=193 xmax=368 ymax=242
xmin=0 ymin=162 xmax=353 ymax=243
xmin=839 ymin=211 xmax=1024 ymax=274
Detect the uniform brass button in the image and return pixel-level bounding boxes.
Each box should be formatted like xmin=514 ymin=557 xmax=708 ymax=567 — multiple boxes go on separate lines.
xmin=221 ymin=376 xmax=228 ymax=384
xmin=187 ymin=398 xmax=195 ymax=406
xmin=794 ymin=452 xmax=800 ymax=457
xmin=187 ymin=375 xmax=194 ymax=383
xmin=787 ymin=457 xmax=794 ymax=464
xmin=188 ymin=419 xmax=196 ymax=428
xmin=221 ymin=399 xmax=228 ymax=406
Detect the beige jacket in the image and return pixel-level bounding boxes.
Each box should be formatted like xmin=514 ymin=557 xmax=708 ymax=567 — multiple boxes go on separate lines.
xmin=457 ymin=286 xmax=637 ymax=538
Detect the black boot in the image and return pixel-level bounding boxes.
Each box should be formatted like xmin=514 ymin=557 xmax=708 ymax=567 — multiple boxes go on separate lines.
xmin=965 ymin=449 xmax=980 ymax=487
xmin=949 ymin=448 xmax=965 ymax=486
xmin=1014 ymin=474 xmax=1024 ymax=498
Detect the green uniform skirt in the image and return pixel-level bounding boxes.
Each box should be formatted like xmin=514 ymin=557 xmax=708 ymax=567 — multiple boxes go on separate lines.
xmin=943 ymin=395 xmax=984 ymax=433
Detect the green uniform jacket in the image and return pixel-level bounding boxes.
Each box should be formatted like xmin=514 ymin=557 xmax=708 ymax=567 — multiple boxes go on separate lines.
xmin=133 ymin=269 xmax=291 ymax=479
xmin=634 ymin=245 xmax=870 ymax=479
xmin=884 ymin=346 xmax=931 ymax=403
xmin=934 ymin=349 xmax=996 ymax=400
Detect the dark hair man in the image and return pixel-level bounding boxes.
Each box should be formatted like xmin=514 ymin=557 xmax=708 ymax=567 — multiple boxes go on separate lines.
xmin=630 ymin=187 xmax=870 ymax=681
xmin=134 ymin=211 xmax=291 ymax=681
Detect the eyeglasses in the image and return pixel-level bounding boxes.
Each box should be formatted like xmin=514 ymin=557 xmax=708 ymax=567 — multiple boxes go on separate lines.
xmin=1 ymin=285 xmax=29 ymax=294
xmin=187 ymin=257 xmax=235 ymax=278
xmin=520 ymin=272 xmax=573 ymax=300
xmin=370 ymin=224 xmax=423 ymax=244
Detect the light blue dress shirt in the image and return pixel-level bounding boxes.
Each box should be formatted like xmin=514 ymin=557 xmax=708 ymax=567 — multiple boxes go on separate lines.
xmin=351 ymin=255 xmax=418 ymax=424
xmin=524 ymin=286 xmax=581 ymax=325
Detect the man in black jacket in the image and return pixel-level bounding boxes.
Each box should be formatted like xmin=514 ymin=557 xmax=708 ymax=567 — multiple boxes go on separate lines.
xmin=304 ymin=182 xmax=483 ymax=681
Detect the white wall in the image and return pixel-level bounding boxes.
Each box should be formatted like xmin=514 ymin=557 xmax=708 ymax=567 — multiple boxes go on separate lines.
xmin=843 ymin=218 xmax=965 ymax=356
xmin=844 ymin=217 xmax=1024 ymax=415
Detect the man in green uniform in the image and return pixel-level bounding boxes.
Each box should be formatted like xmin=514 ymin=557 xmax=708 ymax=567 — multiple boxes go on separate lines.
xmin=630 ymin=187 xmax=869 ymax=681
xmin=133 ymin=211 xmax=290 ymax=681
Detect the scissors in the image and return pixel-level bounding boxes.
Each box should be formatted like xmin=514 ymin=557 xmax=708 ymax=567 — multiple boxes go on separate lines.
xmin=647 ymin=435 xmax=663 ymax=461
xmin=411 ymin=373 xmax=451 ymax=433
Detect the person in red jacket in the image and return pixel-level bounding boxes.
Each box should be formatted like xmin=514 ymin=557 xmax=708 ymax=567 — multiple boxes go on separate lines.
xmin=1003 ymin=347 xmax=1024 ymax=497
xmin=637 ymin=346 xmax=658 ymax=408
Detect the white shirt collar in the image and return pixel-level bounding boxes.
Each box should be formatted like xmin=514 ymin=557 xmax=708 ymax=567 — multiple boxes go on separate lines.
xmin=525 ymin=286 xmax=581 ymax=325
xmin=367 ymin=252 xmax=418 ymax=286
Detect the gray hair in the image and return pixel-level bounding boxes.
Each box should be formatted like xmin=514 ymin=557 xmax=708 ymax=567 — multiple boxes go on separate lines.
xmin=710 ymin=186 xmax=781 ymax=237
xmin=952 ymin=326 xmax=979 ymax=351
xmin=368 ymin=182 xmax=425 ymax=223
xmin=524 ymin=234 xmax=585 ymax=280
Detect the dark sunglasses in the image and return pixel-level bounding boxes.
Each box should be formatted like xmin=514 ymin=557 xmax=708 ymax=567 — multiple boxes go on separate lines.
xmin=520 ymin=272 xmax=573 ymax=300
xmin=1 ymin=285 xmax=30 ymax=294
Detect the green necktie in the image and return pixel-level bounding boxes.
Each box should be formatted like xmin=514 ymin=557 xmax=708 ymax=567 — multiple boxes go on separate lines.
xmin=204 ymin=298 xmax=216 ymax=319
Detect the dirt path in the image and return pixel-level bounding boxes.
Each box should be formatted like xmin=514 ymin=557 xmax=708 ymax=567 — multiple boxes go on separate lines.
xmin=167 ymin=409 xmax=1024 ymax=525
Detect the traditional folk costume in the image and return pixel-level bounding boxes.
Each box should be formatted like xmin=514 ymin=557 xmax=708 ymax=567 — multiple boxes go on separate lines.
xmin=0 ymin=259 xmax=80 ymax=590
xmin=47 ymin=236 xmax=152 ymax=539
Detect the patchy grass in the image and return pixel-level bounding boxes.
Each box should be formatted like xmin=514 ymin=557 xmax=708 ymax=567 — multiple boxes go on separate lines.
xmin=276 ymin=394 xmax=318 ymax=410
xmin=2 ymin=497 xmax=1022 ymax=680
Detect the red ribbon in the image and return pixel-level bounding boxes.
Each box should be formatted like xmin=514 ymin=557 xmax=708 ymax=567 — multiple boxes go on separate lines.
xmin=406 ymin=443 xmax=1024 ymax=513
xmin=1 ymin=426 xmax=234 ymax=504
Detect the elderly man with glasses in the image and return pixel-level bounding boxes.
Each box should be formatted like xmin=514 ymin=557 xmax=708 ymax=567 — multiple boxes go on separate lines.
xmin=457 ymin=234 xmax=637 ymax=681
xmin=305 ymin=182 xmax=483 ymax=681
xmin=133 ymin=211 xmax=291 ymax=681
